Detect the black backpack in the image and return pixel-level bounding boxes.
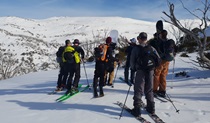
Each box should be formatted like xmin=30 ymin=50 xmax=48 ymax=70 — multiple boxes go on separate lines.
xmin=56 ymin=46 xmax=65 ymax=57
xmin=64 ymin=51 xmax=75 ymax=63
xmin=162 ymin=39 xmax=175 ymax=61
xmin=56 ymin=46 xmax=65 ymax=63
xmin=137 ymin=45 xmax=161 ymax=71
xmin=94 ymin=45 xmax=103 ymax=60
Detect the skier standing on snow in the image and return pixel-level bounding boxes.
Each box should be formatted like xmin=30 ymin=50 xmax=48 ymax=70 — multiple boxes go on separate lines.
xmin=55 ymin=40 xmax=69 ymax=91
xmin=104 ymin=42 xmax=119 ymax=86
xmin=70 ymin=39 xmax=85 ymax=92
xmin=124 ymin=38 xmax=137 ymax=84
xmin=62 ymin=40 xmax=81 ymax=95
xmin=150 ymin=30 xmax=176 ymax=98
xmin=93 ymin=37 xmax=115 ymax=97
xmin=130 ymin=32 xmax=160 ymax=117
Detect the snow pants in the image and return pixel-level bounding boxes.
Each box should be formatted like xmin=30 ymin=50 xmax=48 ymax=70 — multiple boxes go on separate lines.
xmin=104 ymin=61 xmax=117 ymax=85
xmin=153 ymin=60 xmax=170 ymax=92
xmin=133 ymin=69 xmax=155 ymax=112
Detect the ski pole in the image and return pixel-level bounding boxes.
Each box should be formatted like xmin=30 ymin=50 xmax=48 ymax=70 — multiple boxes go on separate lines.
xmin=119 ymin=84 xmax=132 ymax=119
xmin=82 ymin=61 xmax=91 ymax=90
xmin=112 ymin=62 xmax=120 ymax=88
xmin=165 ymin=93 xmax=180 ymax=113
xmin=159 ymin=80 xmax=180 ymax=113
xmin=171 ymin=59 xmax=175 ymax=89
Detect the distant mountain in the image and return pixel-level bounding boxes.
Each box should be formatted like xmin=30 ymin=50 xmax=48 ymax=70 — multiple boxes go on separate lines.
xmin=0 ymin=16 xmax=156 ymax=72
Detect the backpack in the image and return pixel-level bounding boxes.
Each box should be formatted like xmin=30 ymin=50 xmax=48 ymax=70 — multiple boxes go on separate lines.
xmin=94 ymin=44 xmax=108 ymax=62
xmin=56 ymin=46 xmax=65 ymax=63
xmin=162 ymin=39 xmax=175 ymax=61
xmin=137 ymin=45 xmax=161 ymax=71
xmin=56 ymin=46 xmax=65 ymax=57
xmin=63 ymin=47 xmax=75 ymax=63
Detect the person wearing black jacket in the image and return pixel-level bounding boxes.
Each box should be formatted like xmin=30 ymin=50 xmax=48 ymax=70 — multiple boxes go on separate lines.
xmin=69 ymin=39 xmax=85 ymax=93
xmin=55 ymin=40 xmax=69 ymax=91
xmin=93 ymin=37 xmax=115 ymax=97
xmin=124 ymin=38 xmax=137 ymax=84
xmin=130 ymin=32 xmax=160 ymax=117
xmin=104 ymin=42 xmax=119 ymax=86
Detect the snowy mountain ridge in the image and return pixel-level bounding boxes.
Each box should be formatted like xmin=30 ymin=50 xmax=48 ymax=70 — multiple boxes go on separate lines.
xmin=0 ymin=16 xmax=204 ymax=79
xmin=0 ymin=16 xmax=160 ymax=78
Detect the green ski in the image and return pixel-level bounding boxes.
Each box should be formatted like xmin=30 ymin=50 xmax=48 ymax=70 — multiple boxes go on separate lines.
xmin=56 ymin=84 xmax=89 ymax=102
xmin=55 ymin=84 xmax=82 ymax=101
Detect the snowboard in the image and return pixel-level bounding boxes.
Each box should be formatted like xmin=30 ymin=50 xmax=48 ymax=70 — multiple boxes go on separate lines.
xmin=109 ymin=30 xmax=119 ymax=44
xmin=156 ymin=20 xmax=163 ymax=34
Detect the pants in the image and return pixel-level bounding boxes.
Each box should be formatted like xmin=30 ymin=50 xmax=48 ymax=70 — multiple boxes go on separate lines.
xmin=133 ymin=70 xmax=154 ymax=109
xmin=104 ymin=61 xmax=117 ymax=85
xmin=153 ymin=60 xmax=170 ymax=92
xmin=72 ymin=63 xmax=81 ymax=88
xmin=65 ymin=62 xmax=81 ymax=90
xmin=93 ymin=61 xmax=106 ymax=92
xmin=57 ymin=62 xmax=66 ymax=87
xmin=124 ymin=60 xmax=135 ymax=82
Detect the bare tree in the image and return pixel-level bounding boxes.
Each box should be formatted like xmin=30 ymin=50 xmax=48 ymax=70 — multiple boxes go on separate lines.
xmin=81 ymin=29 xmax=109 ymax=58
xmin=0 ymin=51 xmax=38 ymax=80
xmin=168 ymin=25 xmax=184 ymax=45
xmin=0 ymin=52 xmax=22 ymax=80
xmin=162 ymin=0 xmax=210 ymax=69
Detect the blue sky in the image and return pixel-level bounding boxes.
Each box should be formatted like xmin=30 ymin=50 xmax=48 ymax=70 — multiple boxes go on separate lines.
xmin=0 ymin=0 xmax=204 ymax=22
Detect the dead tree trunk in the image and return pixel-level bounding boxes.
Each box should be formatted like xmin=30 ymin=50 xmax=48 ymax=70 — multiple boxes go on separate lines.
xmin=162 ymin=1 xmax=210 ymax=69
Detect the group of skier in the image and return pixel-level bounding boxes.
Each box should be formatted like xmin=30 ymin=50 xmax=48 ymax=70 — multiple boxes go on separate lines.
xmin=54 ymin=26 xmax=177 ymax=117
xmin=55 ymin=36 xmax=120 ymax=98
xmin=55 ymin=39 xmax=85 ymax=95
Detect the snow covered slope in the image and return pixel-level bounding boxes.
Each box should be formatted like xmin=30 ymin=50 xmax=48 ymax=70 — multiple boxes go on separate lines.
xmin=0 ymin=53 xmax=210 ymax=123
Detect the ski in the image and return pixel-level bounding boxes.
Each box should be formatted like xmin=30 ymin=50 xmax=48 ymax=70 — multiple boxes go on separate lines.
xmin=48 ymin=90 xmax=60 ymax=95
xmin=56 ymin=84 xmax=89 ymax=102
xmin=154 ymin=96 xmax=168 ymax=103
xmin=141 ymin=102 xmax=165 ymax=123
xmin=159 ymin=96 xmax=173 ymax=102
xmin=155 ymin=95 xmax=184 ymax=105
xmin=119 ymin=77 xmax=165 ymax=122
xmin=48 ymin=88 xmax=67 ymax=95
xmin=146 ymin=113 xmax=165 ymax=123
xmin=116 ymin=101 xmax=151 ymax=123
xmin=56 ymin=84 xmax=82 ymax=101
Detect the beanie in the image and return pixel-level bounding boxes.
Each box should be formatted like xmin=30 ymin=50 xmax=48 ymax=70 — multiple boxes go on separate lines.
xmin=138 ymin=32 xmax=147 ymax=39
xmin=106 ymin=37 xmax=112 ymax=44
